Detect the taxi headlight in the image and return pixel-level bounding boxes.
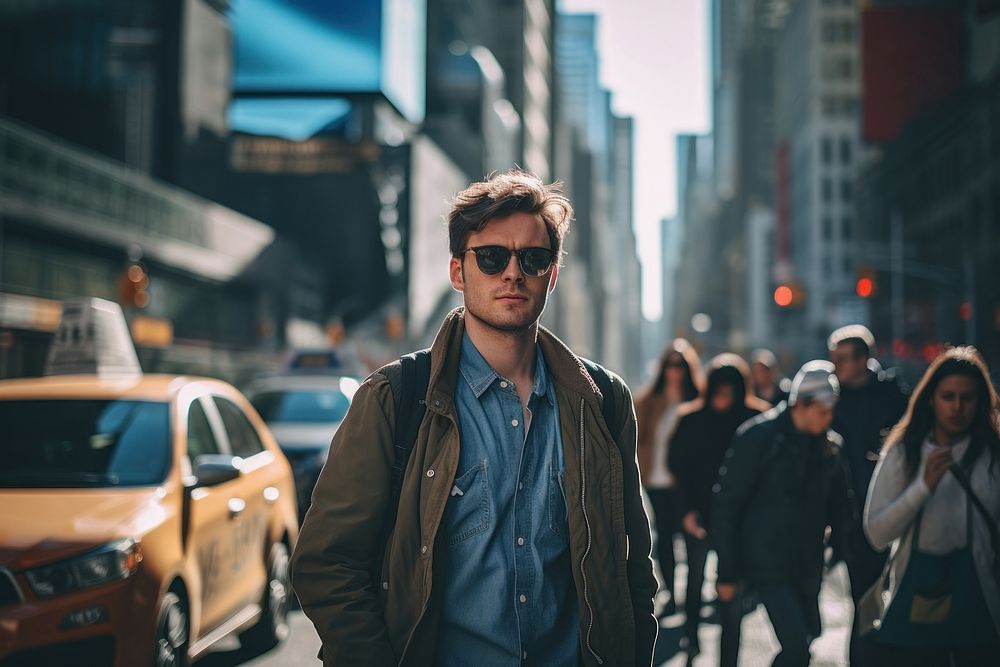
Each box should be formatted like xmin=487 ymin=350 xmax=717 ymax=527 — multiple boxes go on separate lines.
xmin=25 ymin=539 xmax=142 ymax=598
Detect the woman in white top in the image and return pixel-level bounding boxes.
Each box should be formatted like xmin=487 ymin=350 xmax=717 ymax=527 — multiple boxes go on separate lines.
xmin=634 ymin=339 xmax=703 ymax=616
xmin=864 ymin=346 xmax=1000 ymax=666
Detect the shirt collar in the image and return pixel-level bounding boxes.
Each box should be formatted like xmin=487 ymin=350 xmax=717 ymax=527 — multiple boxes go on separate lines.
xmin=459 ymin=333 xmax=555 ymax=406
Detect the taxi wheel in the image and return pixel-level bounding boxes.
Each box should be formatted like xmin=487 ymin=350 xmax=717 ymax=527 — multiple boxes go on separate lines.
xmin=240 ymin=541 xmax=291 ymax=653
xmin=155 ymin=591 xmax=189 ymax=667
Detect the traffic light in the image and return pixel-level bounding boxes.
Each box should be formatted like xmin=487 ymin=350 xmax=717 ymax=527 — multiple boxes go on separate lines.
xmin=855 ymin=267 xmax=877 ymax=299
xmin=773 ymin=281 xmax=804 ymax=308
xmin=856 ymin=277 xmax=874 ymax=298
xmin=774 ymin=285 xmax=794 ymax=307
xmin=117 ymin=263 xmax=150 ymax=308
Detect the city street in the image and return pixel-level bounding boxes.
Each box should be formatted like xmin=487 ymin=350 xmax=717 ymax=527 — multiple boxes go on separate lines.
xmin=202 ymin=558 xmax=852 ymax=666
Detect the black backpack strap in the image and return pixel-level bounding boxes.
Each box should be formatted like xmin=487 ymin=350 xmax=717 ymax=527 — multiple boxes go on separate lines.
xmin=386 ymin=349 xmax=431 ymax=534
xmin=580 ymin=357 xmax=621 ymax=437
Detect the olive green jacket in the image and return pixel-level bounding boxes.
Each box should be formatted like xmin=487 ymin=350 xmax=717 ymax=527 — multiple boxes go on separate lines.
xmin=291 ymin=308 xmax=657 ymax=666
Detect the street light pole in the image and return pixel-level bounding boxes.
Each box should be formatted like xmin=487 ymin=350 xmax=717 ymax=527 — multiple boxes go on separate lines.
xmin=964 ymin=253 xmax=976 ymax=344
xmin=891 ymin=210 xmax=904 ymax=356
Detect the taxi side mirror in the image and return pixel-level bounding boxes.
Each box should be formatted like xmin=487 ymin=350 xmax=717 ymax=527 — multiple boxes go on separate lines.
xmin=191 ymin=455 xmax=242 ymax=487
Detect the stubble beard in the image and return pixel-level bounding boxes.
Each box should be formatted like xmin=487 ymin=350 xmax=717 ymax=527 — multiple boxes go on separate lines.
xmin=465 ymin=296 xmax=544 ymax=334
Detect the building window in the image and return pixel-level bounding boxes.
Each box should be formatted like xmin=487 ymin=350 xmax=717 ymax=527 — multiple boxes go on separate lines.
xmin=841 ymin=180 xmax=853 ymax=202
xmin=822 ymin=179 xmax=833 ymax=203
xmin=822 ymin=137 xmax=833 ymax=164
xmin=823 ymin=97 xmax=837 ymax=116
xmin=839 ymin=57 xmax=854 ymax=79
xmin=823 ymin=217 xmax=833 ymax=240
xmin=842 ymin=21 xmax=856 ymax=42
xmin=842 ymin=216 xmax=853 ymax=240
xmin=822 ymin=20 xmax=837 ymax=42
xmin=840 ymin=137 xmax=852 ymax=164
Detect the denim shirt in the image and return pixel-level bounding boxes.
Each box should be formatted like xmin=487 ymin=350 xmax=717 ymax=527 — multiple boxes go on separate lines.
xmin=436 ymin=334 xmax=580 ymax=666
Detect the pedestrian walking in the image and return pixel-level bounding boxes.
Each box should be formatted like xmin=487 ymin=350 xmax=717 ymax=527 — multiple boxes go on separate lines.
xmin=863 ymin=346 xmax=1000 ymax=666
xmin=634 ymin=339 xmax=703 ymax=617
xmin=712 ymin=361 xmax=856 ymax=667
xmin=668 ymin=354 xmax=768 ymax=666
xmin=751 ymin=348 xmax=790 ymax=406
xmin=291 ymin=169 xmax=658 ymax=666
xmin=828 ymin=324 xmax=909 ymax=665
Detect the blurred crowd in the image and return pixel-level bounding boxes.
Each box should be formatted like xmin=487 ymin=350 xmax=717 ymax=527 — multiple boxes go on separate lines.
xmin=633 ymin=324 xmax=1000 ymax=667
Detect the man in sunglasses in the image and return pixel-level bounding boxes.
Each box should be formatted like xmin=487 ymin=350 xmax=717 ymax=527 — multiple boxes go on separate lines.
xmin=293 ymin=169 xmax=657 ymax=666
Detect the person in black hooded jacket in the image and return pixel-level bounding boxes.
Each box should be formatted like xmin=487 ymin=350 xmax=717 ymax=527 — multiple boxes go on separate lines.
xmin=712 ymin=361 xmax=857 ymax=667
xmin=828 ymin=325 xmax=908 ymax=666
xmin=668 ymin=354 xmax=769 ymax=666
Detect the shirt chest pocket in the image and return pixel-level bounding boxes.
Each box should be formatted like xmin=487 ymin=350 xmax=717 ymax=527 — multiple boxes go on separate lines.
xmin=548 ymin=465 xmax=568 ymax=537
xmin=445 ymin=462 xmax=491 ymax=545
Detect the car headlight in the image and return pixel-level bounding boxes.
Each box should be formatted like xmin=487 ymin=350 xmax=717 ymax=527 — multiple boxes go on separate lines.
xmin=25 ymin=539 xmax=142 ymax=598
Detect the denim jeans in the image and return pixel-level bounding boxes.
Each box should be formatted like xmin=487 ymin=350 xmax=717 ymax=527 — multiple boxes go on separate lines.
xmin=756 ymin=581 xmax=820 ymax=667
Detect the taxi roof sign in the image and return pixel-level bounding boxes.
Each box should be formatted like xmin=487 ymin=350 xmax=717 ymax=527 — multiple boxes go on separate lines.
xmin=44 ymin=298 xmax=141 ymax=376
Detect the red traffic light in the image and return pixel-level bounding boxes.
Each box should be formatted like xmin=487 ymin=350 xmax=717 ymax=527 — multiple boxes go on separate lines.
xmin=774 ymin=285 xmax=794 ymax=307
xmin=856 ymin=277 xmax=874 ymax=298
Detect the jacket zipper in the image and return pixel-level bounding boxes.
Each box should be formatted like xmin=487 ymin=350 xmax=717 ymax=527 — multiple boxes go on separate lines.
xmin=579 ymin=398 xmax=604 ymax=665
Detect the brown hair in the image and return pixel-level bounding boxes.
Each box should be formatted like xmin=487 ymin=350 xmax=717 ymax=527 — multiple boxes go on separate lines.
xmin=638 ymin=338 xmax=703 ymax=402
xmin=447 ymin=169 xmax=573 ymax=260
xmin=883 ymin=346 xmax=1000 ymax=480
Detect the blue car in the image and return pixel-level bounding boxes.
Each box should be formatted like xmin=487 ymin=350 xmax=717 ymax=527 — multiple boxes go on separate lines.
xmin=245 ymin=375 xmax=360 ymax=521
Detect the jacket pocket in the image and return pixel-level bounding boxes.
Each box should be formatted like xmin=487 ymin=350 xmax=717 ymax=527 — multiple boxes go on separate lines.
xmin=445 ymin=463 xmax=490 ymax=545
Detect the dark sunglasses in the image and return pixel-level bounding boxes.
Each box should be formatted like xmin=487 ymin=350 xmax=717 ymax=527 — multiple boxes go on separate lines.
xmin=463 ymin=245 xmax=555 ymax=277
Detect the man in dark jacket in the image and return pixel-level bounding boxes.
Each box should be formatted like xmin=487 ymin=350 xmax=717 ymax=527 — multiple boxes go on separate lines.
xmin=827 ymin=325 xmax=908 ymax=666
xmin=713 ymin=361 xmax=856 ymax=667
xmin=291 ymin=170 xmax=657 ymax=666
xmin=668 ymin=355 xmax=765 ymax=666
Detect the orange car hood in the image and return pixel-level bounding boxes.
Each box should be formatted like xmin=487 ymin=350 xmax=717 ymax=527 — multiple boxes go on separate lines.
xmin=0 ymin=487 xmax=171 ymax=570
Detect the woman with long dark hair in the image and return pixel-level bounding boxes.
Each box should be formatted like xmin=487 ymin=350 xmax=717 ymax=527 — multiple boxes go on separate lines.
xmin=668 ymin=354 xmax=771 ymax=665
xmin=634 ymin=339 xmax=703 ymax=615
xmin=864 ymin=346 xmax=1000 ymax=665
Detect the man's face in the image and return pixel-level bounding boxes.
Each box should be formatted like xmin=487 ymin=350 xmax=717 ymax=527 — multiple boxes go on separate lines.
xmin=751 ymin=362 xmax=772 ymax=390
xmin=709 ymin=383 xmax=736 ymax=413
xmin=449 ymin=212 xmax=558 ymax=334
xmin=794 ymin=401 xmax=835 ymax=436
xmin=831 ymin=342 xmax=867 ymax=386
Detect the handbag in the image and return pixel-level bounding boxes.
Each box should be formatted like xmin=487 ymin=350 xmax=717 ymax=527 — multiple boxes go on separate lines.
xmin=858 ymin=463 xmax=1000 ymax=638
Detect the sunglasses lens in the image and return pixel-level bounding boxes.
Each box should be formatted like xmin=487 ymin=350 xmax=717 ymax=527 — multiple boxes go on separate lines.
xmin=520 ymin=248 xmax=553 ymax=276
xmin=474 ymin=246 xmax=511 ymax=274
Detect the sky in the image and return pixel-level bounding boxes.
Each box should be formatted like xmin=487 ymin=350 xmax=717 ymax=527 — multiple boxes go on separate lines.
xmin=558 ymin=0 xmax=711 ymax=321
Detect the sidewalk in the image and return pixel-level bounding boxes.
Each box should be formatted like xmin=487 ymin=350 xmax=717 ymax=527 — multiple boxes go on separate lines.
xmin=652 ymin=550 xmax=852 ymax=667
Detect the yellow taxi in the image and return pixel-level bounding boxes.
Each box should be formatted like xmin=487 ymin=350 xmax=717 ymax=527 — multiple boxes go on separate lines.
xmin=0 ymin=299 xmax=298 ymax=666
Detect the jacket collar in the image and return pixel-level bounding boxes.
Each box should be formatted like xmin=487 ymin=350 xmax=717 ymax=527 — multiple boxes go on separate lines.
xmin=425 ymin=307 xmax=600 ymax=416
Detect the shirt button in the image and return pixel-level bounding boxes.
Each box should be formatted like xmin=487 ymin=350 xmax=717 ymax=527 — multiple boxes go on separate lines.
xmin=382 ymin=581 xmax=389 ymax=590
xmin=517 ymin=536 xmax=525 ymax=546
xmin=421 ymin=545 xmax=428 ymax=554
xmin=511 ymin=418 xmax=519 ymax=427
xmin=518 ymin=481 xmax=524 ymax=490
xmin=500 ymin=381 xmax=508 ymax=388
xmin=519 ymin=594 xmax=527 ymax=604
xmin=523 ymin=651 xmax=528 ymax=660
xmin=426 ymin=469 xmax=435 ymax=478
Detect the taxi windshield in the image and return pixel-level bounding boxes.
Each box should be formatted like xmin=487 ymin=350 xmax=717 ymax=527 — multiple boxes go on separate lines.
xmin=251 ymin=389 xmax=350 ymax=424
xmin=0 ymin=399 xmax=171 ymax=487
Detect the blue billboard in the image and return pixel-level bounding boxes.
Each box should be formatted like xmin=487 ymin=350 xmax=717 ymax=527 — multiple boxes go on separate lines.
xmin=232 ymin=0 xmax=425 ymax=123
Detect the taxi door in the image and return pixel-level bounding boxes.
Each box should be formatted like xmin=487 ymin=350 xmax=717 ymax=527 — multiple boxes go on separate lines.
xmin=209 ymin=393 xmax=276 ymax=614
xmin=178 ymin=388 xmax=243 ymax=635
